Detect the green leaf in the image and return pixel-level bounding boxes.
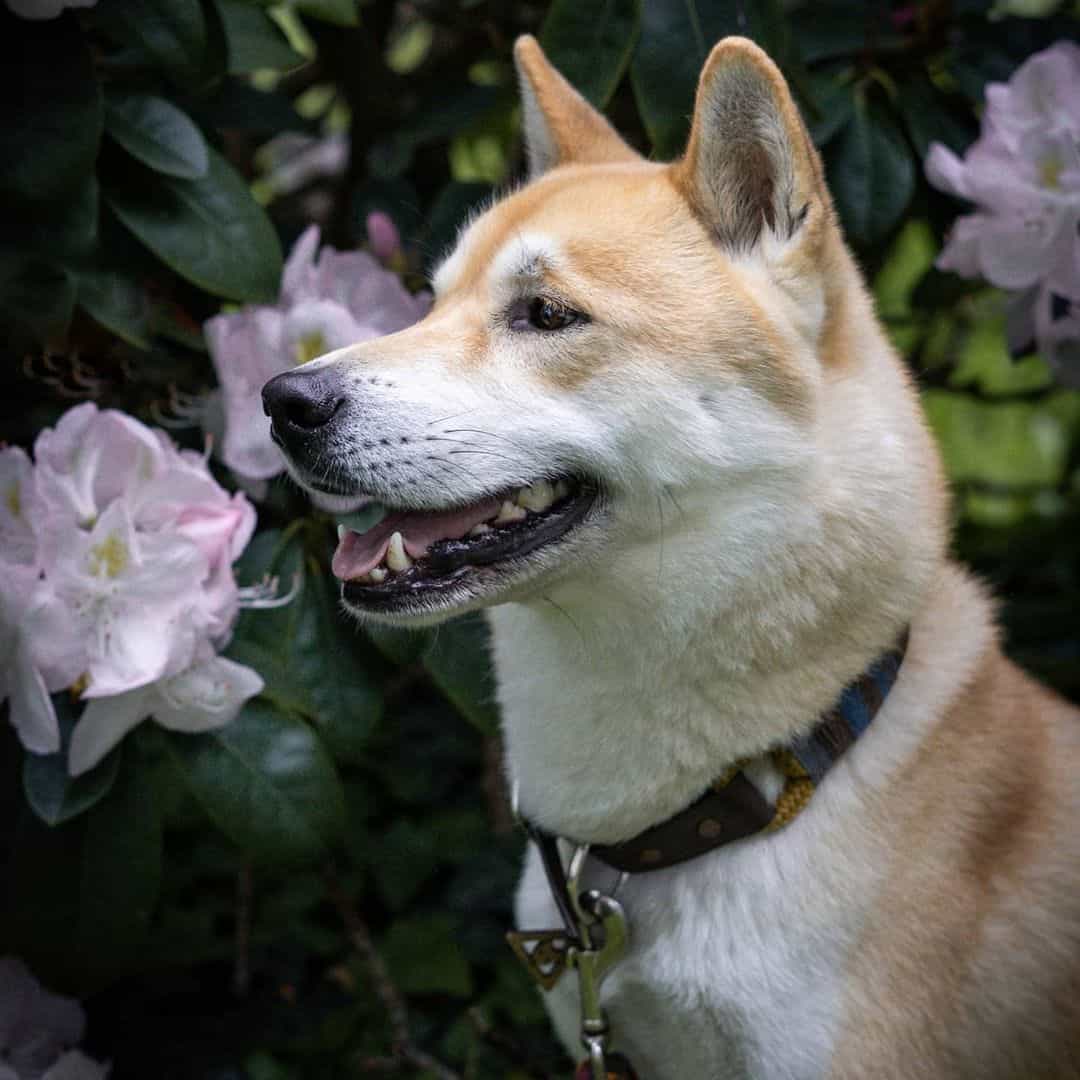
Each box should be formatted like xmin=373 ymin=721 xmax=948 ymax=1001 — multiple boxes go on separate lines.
xmin=0 ymin=13 xmax=103 ymax=207
xmin=5 ymin=177 xmax=99 ymax=262
xmin=422 ymin=613 xmax=499 ymax=734
xmin=824 ymin=95 xmax=914 ymax=248
xmin=105 ymin=146 xmax=283 ymax=302
xmin=22 ymin=696 xmax=121 ymax=827
xmin=630 ymin=0 xmax=788 ymax=158
xmin=165 ymin=699 xmax=345 ymax=867
xmin=294 ymin=0 xmax=358 ymax=27
xmin=896 ymin=74 xmax=975 ymax=158
xmin=540 ymin=0 xmax=641 ymax=108
xmin=803 ymin=70 xmax=855 ymax=148
xmin=227 ymin=529 xmax=384 ymax=763
xmin=923 ymin=389 xmax=1072 ymax=490
xmin=381 ymin=915 xmax=473 ymax=997
xmin=0 ymin=252 xmax=75 ymax=349
xmin=105 ymin=91 xmax=209 ymax=179
xmin=92 ymin=0 xmax=208 ymax=88
xmin=218 ymin=0 xmax=305 ymax=73
xmin=77 ymin=266 xmax=152 ymax=350
xmin=4 ymin=764 xmax=163 ymax=992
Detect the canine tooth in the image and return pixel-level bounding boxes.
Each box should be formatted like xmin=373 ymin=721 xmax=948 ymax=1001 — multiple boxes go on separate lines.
xmin=494 ymin=500 xmax=527 ymax=525
xmin=468 ymin=523 xmax=492 ymax=537
xmin=386 ymin=531 xmax=412 ymax=572
xmin=516 ymin=480 xmax=555 ymax=512
xmin=368 ymin=566 xmax=387 ymax=584
xmin=337 ymin=524 xmax=347 ymax=541
xmin=553 ymin=479 xmax=570 ymax=499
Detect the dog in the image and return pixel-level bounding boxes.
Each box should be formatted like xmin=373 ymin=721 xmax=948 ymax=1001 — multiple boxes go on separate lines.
xmin=262 ymin=35 xmax=1080 ymax=1079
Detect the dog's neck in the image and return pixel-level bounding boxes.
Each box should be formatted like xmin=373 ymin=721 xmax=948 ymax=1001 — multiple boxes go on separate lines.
xmin=491 ymin=345 xmax=943 ymax=845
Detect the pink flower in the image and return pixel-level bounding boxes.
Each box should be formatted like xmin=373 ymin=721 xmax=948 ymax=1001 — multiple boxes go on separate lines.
xmin=0 ymin=404 xmax=264 ymax=766
xmin=925 ymin=42 xmax=1080 ymax=380
xmin=205 ymin=226 xmax=430 ymax=483
xmin=366 ymin=211 xmax=401 ymax=263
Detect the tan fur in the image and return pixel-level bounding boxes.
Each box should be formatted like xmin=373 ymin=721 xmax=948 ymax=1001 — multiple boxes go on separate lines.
xmin=297 ymin=35 xmax=1080 ymax=1075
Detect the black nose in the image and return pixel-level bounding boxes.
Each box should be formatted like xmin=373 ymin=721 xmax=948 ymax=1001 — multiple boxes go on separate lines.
xmin=262 ymin=369 xmax=345 ymax=435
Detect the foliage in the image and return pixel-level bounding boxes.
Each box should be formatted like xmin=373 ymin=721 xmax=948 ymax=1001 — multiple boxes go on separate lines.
xmin=1 ymin=1 xmax=1078 ymax=1078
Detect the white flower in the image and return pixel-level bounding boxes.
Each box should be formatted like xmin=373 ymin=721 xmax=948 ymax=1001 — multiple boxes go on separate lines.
xmin=925 ymin=41 xmax=1080 ymax=379
xmin=4 ymin=0 xmax=97 ymax=19
xmin=69 ymin=655 xmax=264 ymax=775
xmin=0 ymin=956 xmax=108 ymax=1079
xmin=205 ymin=226 xmax=430 ymax=483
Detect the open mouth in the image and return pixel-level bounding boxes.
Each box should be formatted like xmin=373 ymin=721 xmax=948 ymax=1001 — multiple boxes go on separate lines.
xmin=333 ymin=477 xmax=596 ymax=614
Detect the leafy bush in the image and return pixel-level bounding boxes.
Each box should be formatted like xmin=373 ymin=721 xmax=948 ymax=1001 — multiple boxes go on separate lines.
xmin=1 ymin=1 xmax=1077 ymax=1077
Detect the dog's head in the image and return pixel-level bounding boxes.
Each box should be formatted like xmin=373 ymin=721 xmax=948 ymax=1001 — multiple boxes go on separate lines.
xmin=265 ymin=36 xmax=934 ymax=626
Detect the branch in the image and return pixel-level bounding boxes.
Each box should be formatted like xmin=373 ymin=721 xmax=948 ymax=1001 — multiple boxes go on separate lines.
xmin=324 ymin=866 xmax=461 ymax=1080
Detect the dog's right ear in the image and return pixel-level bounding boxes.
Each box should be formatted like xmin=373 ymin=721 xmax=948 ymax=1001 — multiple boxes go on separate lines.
xmin=672 ymin=37 xmax=828 ymax=257
xmin=513 ymin=35 xmax=638 ymax=178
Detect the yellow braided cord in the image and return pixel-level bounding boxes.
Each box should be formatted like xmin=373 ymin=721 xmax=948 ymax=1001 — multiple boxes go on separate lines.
xmin=767 ymin=750 xmax=815 ymax=832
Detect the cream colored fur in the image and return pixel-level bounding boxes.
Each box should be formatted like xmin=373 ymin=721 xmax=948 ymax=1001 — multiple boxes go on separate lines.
xmin=292 ymin=35 xmax=1080 ymax=1079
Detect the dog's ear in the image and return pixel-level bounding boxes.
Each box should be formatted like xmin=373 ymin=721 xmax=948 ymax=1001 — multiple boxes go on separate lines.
xmin=673 ymin=37 xmax=827 ymax=255
xmin=513 ymin=35 xmax=638 ymax=177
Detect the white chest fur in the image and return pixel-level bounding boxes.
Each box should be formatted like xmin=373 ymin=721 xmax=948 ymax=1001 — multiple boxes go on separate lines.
xmin=496 ymin=568 xmax=992 ymax=1079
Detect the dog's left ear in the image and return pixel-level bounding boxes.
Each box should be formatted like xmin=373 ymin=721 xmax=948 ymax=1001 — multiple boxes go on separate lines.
xmin=513 ymin=35 xmax=639 ymax=177
xmin=673 ymin=37 xmax=828 ymax=256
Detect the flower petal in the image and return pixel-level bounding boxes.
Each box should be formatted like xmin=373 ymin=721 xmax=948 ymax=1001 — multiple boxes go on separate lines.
xmin=154 ymin=656 xmax=264 ymax=733
xmin=68 ymin=688 xmax=153 ymax=776
xmin=9 ymin=649 xmax=60 ymax=755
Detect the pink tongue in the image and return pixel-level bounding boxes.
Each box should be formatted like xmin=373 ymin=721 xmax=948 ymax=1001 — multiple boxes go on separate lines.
xmin=332 ymin=496 xmax=502 ymax=581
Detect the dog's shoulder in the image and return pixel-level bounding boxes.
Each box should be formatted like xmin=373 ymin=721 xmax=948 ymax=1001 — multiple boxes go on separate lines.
xmin=829 ymin=617 xmax=1080 ymax=1079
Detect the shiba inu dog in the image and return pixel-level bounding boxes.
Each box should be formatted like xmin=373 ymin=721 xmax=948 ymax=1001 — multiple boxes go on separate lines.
xmin=262 ymin=35 xmax=1080 ymax=1080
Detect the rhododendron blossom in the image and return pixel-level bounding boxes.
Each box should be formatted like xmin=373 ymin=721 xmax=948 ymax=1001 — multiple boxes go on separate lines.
xmin=0 ymin=403 xmax=264 ymax=774
xmin=0 ymin=956 xmax=108 ymax=1079
xmin=925 ymin=41 xmax=1080 ymax=382
xmin=205 ymin=225 xmax=430 ymax=484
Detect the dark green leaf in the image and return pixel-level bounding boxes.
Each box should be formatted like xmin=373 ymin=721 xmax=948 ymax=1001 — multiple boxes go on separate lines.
xmin=803 ymin=71 xmax=855 ymax=147
xmin=198 ymin=78 xmax=307 ymax=135
xmin=381 ymin=915 xmax=473 ymax=997
xmin=4 ymin=764 xmax=162 ymax=992
xmin=824 ymin=95 xmax=914 ymax=248
xmin=105 ymin=146 xmax=283 ymax=302
xmin=630 ymin=0 xmax=788 ymax=158
xmin=897 ymin=74 xmax=975 ymax=158
xmin=0 ymin=13 xmax=102 ymax=207
xmin=295 ymin=0 xmax=358 ymax=27
xmin=4 ymin=177 xmax=98 ymax=262
xmin=0 ymin=252 xmax=75 ymax=350
xmin=22 ymin=695 xmax=121 ymax=826
xmin=422 ymin=613 xmax=499 ymax=734
xmin=540 ymin=0 xmax=641 ymax=108
xmin=92 ymin=0 xmax=208 ymax=88
xmin=105 ymin=91 xmax=209 ymax=179
xmin=790 ymin=4 xmax=900 ymax=65
xmin=77 ymin=266 xmax=152 ymax=349
xmin=217 ymin=0 xmax=305 ymax=73
xmin=227 ymin=529 xmax=384 ymax=763
xmin=165 ymin=699 xmax=345 ymax=867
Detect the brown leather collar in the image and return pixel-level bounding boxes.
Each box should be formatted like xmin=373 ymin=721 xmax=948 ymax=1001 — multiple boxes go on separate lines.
xmin=530 ymin=631 xmax=909 ymax=875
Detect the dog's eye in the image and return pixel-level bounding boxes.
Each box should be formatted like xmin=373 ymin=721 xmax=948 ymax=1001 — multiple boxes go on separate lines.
xmin=510 ymin=297 xmax=581 ymax=332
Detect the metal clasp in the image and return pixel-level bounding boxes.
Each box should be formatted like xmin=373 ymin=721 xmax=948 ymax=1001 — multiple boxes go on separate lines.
xmin=565 ymin=845 xmax=629 ymax=1080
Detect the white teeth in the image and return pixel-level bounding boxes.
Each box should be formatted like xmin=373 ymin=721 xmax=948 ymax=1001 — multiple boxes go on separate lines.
xmin=553 ymin=479 xmax=570 ymax=500
xmin=337 ymin=524 xmax=347 ymax=541
xmin=468 ymin=523 xmax=492 ymax=537
xmin=368 ymin=566 xmax=387 ymax=584
xmin=494 ymin=500 xmax=527 ymax=526
xmin=386 ymin=531 xmax=412 ymax=572
xmin=516 ymin=480 xmax=555 ymax=512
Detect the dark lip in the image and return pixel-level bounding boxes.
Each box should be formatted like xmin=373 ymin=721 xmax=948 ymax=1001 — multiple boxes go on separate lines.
xmin=341 ymin=484 xmax=598 ymax=615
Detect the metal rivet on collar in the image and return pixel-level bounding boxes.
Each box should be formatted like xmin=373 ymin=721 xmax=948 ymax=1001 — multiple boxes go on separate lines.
xmin=639 ymin=848 xmax=663 ymax=866
xmin=697 ymin=818 xmax=723 ymax=839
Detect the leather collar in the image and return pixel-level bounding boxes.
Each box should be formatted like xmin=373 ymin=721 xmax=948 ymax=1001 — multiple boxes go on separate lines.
xmin=531 ymin=631 xmax=909 ymax=875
